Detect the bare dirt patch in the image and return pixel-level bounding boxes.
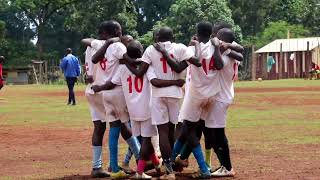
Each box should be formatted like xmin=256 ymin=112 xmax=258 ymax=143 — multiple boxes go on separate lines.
xmin=236 ymin=86 xmax=320 ymax=93
xmin=1 ymin=125 xmax=319 ymax=179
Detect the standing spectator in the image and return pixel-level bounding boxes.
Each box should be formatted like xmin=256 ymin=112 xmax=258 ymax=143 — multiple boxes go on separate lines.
xmin=60 ymin=48 xmax=80 ymax=105
xmin=0 ymin=56 xmax=4 ymax=90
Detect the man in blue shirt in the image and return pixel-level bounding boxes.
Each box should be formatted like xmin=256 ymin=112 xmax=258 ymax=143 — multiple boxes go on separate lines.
xmin=60 ymin=48 xmax=80 ymax=105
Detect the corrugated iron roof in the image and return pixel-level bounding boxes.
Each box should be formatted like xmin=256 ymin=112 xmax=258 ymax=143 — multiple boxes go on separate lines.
xmin=255 ymin=37 xmax=320 ymax=53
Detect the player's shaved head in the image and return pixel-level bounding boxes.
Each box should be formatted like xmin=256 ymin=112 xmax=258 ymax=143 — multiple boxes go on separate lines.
xmin=123 ymin=34 xmax=133 ymax=41
xmin=158 ymin=26 xmax=173 ymax=42
xmin=121 ymin=34 xmax=134 ymax=47
xmin=99 ymin=20 xmax=122 ymax=37
xmin=127 ymin=40 xmax=143 ymax=59
xmin=217 ymin=28 xmax=235 ymax=43
xmin=212 ymin=21 xmax=232 ymax=37
xmin=197 ymin=21 xmax=213 ymax=38
xmin=66 ymin=48 xmax=72 ymax=54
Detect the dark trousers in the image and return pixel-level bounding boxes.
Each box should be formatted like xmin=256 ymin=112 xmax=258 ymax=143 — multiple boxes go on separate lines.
xmin=66 ymin=77 xmax=77 ymax=104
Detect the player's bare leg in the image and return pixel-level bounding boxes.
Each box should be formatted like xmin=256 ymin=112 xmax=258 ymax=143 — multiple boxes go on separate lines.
xmin=211 ymin=128 xmax=235 ymax=177
xmin=157 ymin=123 xmax=175 ymax=179
xmin=91 ymin=121 xmax=109 ymax=178
xmin=175 ymin=120 xmax=204 ymax=171
xmin=172 ymin=121 xmax=211 ymax=179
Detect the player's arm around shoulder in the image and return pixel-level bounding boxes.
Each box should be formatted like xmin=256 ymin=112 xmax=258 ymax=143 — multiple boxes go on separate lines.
xmin=92 ymin=65 xmax=123 ymax=93
xmin=124 ymin=47 xmax=152 ymax=77
xmin=81 ymin=38 xmax=95 ymax=47
xmin=147 ymin=67 xmax=185 ymax=88
xmin=221 ymin=41 xmax=244 ymax=62
xmin=211 ymin=37 xmax=224 ymax=70
xmin=154 ymin=43 xmax=188 ymax=73
xmin=228 ymin=50 xmax=243 ymax=62
xmin=150 ymin=78 xmax=185 ymax=88
xmin=92 ymin=37 xmax=120 ymax=64
xmin=186 ymin=40 xmax=202 ymax=67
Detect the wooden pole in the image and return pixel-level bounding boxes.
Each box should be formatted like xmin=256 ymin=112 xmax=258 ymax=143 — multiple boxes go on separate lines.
xmin=279 ymin=43 xmax=283 ymax=79
xmin=251 ymin=45 xmax=256 ymax=81
xmin=306 ymin=41 xmax=310 ymax=78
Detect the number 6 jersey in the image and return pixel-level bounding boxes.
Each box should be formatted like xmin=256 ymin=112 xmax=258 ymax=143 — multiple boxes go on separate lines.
xmin=85 ymin=39 xmax=106 ymax=94
xmin=111 ymin=64 xmax=157 ymax=121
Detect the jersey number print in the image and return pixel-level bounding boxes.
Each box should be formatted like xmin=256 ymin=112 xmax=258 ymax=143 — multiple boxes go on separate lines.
xmin=202 ymin=56 xmax=217 ymax=75
xmin=99 ymin=58 xmax=107 ymax=70
xmin=160 ymin=54 xmax=174 ymax=73
xmin=127 ymin=76 xmax=143 ymax=93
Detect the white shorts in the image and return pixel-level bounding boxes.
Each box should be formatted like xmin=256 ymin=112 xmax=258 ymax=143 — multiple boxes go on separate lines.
xmin=102 ymin=86 xmax=129 ymax=123
xmin=180 ymin=93 xmax=216 ymax=123
xmin=85 ymin=92 xmax=106 ymax=122
xmin=151 ymin=97 xmax=180 ymax=125
xmin=204 ymin=100 xmax=230 ymax=128
xmin=131 ymin=118 xmax=158 ymax=137
xmin=178 ymin=98 xmax=184 ymax=123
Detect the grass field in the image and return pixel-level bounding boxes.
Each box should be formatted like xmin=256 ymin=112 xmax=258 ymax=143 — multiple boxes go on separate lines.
xmin=0 ymin=79 xmax=320 ymax=180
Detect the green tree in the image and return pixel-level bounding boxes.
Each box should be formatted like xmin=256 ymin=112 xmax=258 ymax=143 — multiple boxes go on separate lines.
xmin=133 ymin=0 xmax=175 ymax=35
xmin=0 ymin=21 xmax=7 ymax=57
xmin=0 ymin=2 xmax=35 ymax=42
xmin=0 ymin=21 xmax=5 ymax=39
xmin=66 ymin=0 xmax=138 ymax=38
xmin=0 ymin=20 xmax=37 ymax=67
xmin=270 ymin=0 xmax=320 ymax=36
xmin=163 ymin=0 xmax=242 ymax=44
xmin=11 ymin=0 xmax=81 ymax=58
xmin=42 ymin=10 xmax=82 ymax=63
xmin=228 ymin=0 xmax=277 ymax=38
xmin=256 ymin=21 xmax=310 ymax=48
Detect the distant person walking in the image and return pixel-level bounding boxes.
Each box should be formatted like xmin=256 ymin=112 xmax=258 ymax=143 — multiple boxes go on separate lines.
xmin=60 ymin=48 xmax=80 ymax=105
xmin=0 ymin=56 xmax=4 ymax=90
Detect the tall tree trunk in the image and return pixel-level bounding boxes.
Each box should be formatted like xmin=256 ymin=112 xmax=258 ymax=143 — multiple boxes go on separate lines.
xmin=36 ymin=25 xmax=44 ymax=60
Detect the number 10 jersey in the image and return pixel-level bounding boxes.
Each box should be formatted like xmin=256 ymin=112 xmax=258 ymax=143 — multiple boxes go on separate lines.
xmin=111 ymin=64 xmax=157 ymax=121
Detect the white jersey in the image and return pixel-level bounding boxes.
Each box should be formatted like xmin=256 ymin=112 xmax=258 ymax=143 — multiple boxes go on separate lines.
xmin=187 ymin=41 xmax=221 ymax=99
xmin=85 ymin=39 xmax=106 ymax=94
xmin=112 ymin=64 xmax=157 ymax=121
xmin=216 ymin=54 xmax=239 ymax=104
xmin=184 ymin=66 xmax=191 ymax=96
xmin=141 ymin=41 xmax=193 ymax=98
xmin=104 ymin=42 xmax=127 ymax=82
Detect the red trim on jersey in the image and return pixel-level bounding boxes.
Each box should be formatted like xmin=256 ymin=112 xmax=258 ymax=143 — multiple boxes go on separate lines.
xmin=232 ymin=62 xmax=238 ymax=81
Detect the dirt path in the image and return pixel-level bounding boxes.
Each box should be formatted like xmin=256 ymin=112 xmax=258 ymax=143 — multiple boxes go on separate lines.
xmin=1 ymin=85 xmax=320 ymax=179
xmin=1 ymin=125 xmax=319 ymax=179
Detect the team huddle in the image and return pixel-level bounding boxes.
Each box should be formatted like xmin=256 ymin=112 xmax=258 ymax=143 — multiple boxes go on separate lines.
xmin=82 ymin=20 xmax=243 ymax=179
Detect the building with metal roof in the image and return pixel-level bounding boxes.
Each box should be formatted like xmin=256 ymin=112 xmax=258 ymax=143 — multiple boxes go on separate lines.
xmin=253 ymin=37 xmax=320 ymax=80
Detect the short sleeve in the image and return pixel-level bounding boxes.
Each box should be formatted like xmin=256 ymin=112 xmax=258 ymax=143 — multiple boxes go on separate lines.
xmin=145 ymin=66 xmax=157 ymax=81
xmin=113 ymin=42 xmax=127 ymax=60
xmin=177 ymin=44 xmax=194 ymax=62
xmin=140 ymin=45 xmax=153 ymax=64
xmin=91 ymin=40 xmax=100 ymax=50
xmin=111 ymin=66 xmax=123 ymax=85
xmin=188 ymin=46 xmax=195 ymax=55
xmin=85 ymin=47 xmax=93 ymax=76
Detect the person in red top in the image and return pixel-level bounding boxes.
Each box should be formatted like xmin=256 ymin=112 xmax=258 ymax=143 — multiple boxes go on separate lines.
xmin=309 ymin=62 xmax=320 ymax=80
xmin=0 ymin=56 xmax=4 ymax=90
